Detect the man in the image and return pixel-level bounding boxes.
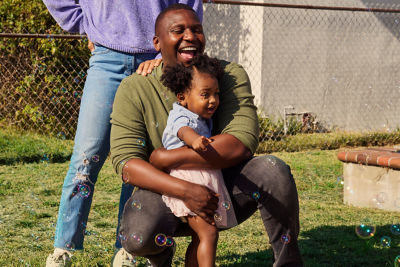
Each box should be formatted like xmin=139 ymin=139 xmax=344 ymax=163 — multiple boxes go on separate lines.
xmin=110 ymin=4 xmax=303 ymax=266
xmin=42 ymin=1 xmax=203 ymax=266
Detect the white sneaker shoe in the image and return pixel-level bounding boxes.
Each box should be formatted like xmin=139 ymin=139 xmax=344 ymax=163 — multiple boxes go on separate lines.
xmin=112 ymin=248 xmax=137 ymax=267
xmin=45 ymin=248 xmax=72 ymax=267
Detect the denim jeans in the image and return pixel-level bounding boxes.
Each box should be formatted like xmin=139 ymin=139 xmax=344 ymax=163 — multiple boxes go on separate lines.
xmin=120 ymin=155 xmax=303 ymax=267
xmin=53 ymin=45 xmax=156 ymax=250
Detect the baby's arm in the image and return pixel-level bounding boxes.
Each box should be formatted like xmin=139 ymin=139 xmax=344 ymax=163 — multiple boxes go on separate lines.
xmin=178 ymin=126 xmax=212 ymax=152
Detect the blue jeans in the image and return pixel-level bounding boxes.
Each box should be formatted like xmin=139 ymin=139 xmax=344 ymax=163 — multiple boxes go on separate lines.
xmin=54 ymin=45 xmax=156 ymax=250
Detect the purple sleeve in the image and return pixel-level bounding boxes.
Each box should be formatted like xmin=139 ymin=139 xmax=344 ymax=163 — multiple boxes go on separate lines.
xmin=178 ymin=0 xmax=203 ymax=22
xmin=42 ymin=0 xmax=85 ymax=34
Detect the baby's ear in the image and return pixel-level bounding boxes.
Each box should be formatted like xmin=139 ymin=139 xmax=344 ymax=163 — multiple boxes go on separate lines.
xmin=177 ymin=93 xmax=187 ymax=107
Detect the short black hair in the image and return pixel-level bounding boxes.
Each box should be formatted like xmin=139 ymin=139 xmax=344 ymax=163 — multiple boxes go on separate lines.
xmin=161 ymin=54 xmax=225 ymax=95
xmin=155 ymin=4 xmax=198 ymax=35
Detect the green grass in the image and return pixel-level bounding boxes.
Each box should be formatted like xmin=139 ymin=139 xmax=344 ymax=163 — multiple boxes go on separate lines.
xmin=0 ymin=128 xmax=73 ymax=164
xmin=1 ymin=130 xmax=400 ymax=266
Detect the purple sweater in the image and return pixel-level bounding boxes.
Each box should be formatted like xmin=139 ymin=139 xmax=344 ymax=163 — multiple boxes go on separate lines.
xmin=42 ymin=0 xmax=203 ymax=54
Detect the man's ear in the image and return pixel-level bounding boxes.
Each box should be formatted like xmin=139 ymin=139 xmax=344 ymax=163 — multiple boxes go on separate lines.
xmin=153 ymin=36 xmax=161 ymax=52
xmin=177 ymin=93 xmax=187 ymax=107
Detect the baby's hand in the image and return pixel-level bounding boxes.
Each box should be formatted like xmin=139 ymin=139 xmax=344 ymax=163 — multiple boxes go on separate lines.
xmin=192 ymin=136 xmax=212 ymax=152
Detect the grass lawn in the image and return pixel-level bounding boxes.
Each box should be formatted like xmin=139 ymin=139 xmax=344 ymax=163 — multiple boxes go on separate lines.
xmin=0 ymin=131 xmax=399 ymax=266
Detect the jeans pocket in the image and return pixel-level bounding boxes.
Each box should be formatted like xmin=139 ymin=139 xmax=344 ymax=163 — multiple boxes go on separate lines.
xmin=91 ymin=45 xmax=111 ymax=55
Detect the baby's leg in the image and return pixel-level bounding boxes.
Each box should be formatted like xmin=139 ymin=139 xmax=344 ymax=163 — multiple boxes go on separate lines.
xmin=186 ymin=216 xmax=218 ymax=267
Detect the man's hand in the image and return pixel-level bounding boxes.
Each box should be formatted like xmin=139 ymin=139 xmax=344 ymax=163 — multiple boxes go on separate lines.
xmin=192 ymin=136 xmax=212 ymax=152
xmin=182 ymin=183 xmax=219 ymax=225
xmin=136 ymin=58 xmax=162 ymax=76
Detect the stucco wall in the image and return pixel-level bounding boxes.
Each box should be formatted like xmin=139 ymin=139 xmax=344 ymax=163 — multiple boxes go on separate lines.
xmin=203 ymin=0 xmax=400 ymax=131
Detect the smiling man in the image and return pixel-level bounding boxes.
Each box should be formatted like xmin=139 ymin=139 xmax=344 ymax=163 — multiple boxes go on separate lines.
xmin=110 ymin=4 xmax=303 ymax=267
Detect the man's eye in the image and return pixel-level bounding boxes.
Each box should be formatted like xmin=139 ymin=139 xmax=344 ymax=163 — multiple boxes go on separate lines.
xmin=171 ymin=28 xmax=184 ymax=34
xmin=192 ymin=27 xmax=203 ymax=34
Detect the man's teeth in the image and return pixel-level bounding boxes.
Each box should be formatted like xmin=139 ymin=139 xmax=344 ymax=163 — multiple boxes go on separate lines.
xmin=180 ymin=47 xmax=197 ymax=52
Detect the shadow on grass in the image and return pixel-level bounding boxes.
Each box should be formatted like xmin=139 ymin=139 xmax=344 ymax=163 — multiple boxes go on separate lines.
xmin=218 ymin=224 xmax=399 ymax=266
xmin=0 ymin=153 xmax=72 ymax=165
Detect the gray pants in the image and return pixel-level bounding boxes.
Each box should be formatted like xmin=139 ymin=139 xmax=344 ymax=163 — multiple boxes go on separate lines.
xmin=119 ymin=155 xmax=303 ymax=267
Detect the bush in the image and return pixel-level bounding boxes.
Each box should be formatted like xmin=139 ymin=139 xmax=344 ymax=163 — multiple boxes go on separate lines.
xmin=257 ymin=130 xmax=400 ymax=153
xmin=0 ymin=0 xmax=89 ymax=139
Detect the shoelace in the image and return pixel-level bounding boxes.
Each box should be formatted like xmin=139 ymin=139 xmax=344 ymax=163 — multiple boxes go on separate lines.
xmin=52 ymin=252 xmax=70 ymax=262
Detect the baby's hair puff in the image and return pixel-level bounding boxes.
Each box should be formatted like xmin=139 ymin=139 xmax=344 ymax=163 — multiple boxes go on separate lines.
xmin=161 ymin=54 xmax=224 ymax=95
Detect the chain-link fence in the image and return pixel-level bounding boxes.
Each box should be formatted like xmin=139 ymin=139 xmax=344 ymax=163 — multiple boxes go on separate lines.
xmin=1 ymin=1 xmax=400 ymax=145
xmin=0 ymin=35 xmax=88 ymax=139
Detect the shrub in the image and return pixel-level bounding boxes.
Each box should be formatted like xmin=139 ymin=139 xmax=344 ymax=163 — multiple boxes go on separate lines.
xmin=0 ymin=0 xmax=89 ymax=139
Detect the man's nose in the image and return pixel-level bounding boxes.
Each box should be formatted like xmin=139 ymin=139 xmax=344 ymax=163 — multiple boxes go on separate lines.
xmin=183 ymin=29 xmax=195 ymax=41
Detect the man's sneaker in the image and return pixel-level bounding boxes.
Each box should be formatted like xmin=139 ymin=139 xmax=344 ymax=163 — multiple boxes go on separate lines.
xmin=112 ymin=248 xmax=137 ymax=267
xmin=45 ymin=248 xmax=72 ymax=267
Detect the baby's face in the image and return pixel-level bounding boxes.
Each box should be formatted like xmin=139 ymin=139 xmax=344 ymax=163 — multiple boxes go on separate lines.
xmin=181 ymin=71 xmax=219 ymax=119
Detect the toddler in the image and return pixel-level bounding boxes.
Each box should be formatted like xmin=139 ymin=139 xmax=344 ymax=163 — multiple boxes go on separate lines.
xmin=161 ymin=54 xmax=237 ymax=267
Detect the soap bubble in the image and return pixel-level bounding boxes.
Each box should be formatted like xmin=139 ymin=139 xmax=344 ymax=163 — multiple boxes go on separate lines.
xmin=57 ymin=132 xmax=66 ymax=140
xmin=355 ymin=218 xmax=375 ymax=239
xmin=65 ymin=242 xmax=76 ymax=250
xmin=130 ymin=233 xmax=143 ymax=244
xmin=380 ymin=236 xmax=391 ymax=248
xmin=390 ymin=224 xmax=400 ymax=235
xmin=221 ymin=201 xmax=231 ymax=210
xmin=281 ymin=234 xmax=291 ymax=244
xmin=136 ymin=138 xmax=146 ymax=147
xmin=166 ymin=236 xmax=174 ymax=247
xmin=214 ymin=212 xmax=222 ymax=222
xmin=376 ymin=192 xmax=387 ymax=204
xmin=91 ymin=155 xmax=100 ymax=162
xmin=118 ymin=233 xmax=128 ymax=242
xmin=155 ymin=233 xmax=167 ymax=246
xmin=394 ymin=255 xmax=400 ymax=267
xmin=252 ymin=192 xmax=260 ymax=201
xmin=131 ymin=199 xmax=142 ymax=210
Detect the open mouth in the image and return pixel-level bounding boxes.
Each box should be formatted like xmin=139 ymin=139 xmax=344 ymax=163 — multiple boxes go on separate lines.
xmin=207 ymin=107 xmax=216 ymax=114
xmin=178 ymin=47 xmax=197 ymax=62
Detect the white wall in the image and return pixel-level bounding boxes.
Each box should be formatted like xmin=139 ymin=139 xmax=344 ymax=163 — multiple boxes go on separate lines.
xmin=203 ymin=0 xmax=400 ymax=131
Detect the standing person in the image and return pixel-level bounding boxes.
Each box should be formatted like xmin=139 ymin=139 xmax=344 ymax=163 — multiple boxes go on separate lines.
xmin=110 ymin=4 xmax=303 ymax=267
xmin=41 ymin=1 xmax=203 ymax=266
xmin=160 ymin=54 xmax=237 ymax=267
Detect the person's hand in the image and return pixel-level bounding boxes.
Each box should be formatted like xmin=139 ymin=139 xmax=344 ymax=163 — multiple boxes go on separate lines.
xmin=136 ymin=58 xmax=162 ymax=76
xmin=192 ymin=136 xmax=212 ymax=152
xmin=88 ymin=39 xmax=95 ymax=52
xmin=182 ymin=183 xmax=219 ymax=225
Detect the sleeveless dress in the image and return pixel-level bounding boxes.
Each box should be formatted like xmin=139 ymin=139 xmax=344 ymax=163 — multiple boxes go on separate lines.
xmin=161 ymin=103 xmax=237 ymax=229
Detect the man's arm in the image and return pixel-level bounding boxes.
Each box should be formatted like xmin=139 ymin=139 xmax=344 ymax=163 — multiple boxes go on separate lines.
xmin=150 ymin=133 xmax=251 ymax=171
xmin=42 ymin=0 xmax=85 ymax=34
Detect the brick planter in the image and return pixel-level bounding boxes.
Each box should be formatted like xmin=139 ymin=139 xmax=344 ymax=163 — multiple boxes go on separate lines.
xmin=337 ymin=148 xmax=400 ymax=212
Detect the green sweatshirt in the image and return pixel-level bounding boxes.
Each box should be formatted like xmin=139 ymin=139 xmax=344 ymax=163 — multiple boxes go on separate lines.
xmin=110 ymin=60 xmax=259 ymax=175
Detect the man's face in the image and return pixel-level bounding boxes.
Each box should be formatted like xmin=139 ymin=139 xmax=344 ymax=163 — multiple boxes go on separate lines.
xmin=153 ymin=9 xmax=206 ymax=67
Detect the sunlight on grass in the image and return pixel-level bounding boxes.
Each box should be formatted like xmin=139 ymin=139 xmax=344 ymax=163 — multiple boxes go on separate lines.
xmin=1 ymin=131 xmax=399 ymax=266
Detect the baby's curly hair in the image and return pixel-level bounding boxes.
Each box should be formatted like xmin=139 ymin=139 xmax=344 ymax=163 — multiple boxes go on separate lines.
xmin=161 ymin=54 xmax=224 ymax=95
